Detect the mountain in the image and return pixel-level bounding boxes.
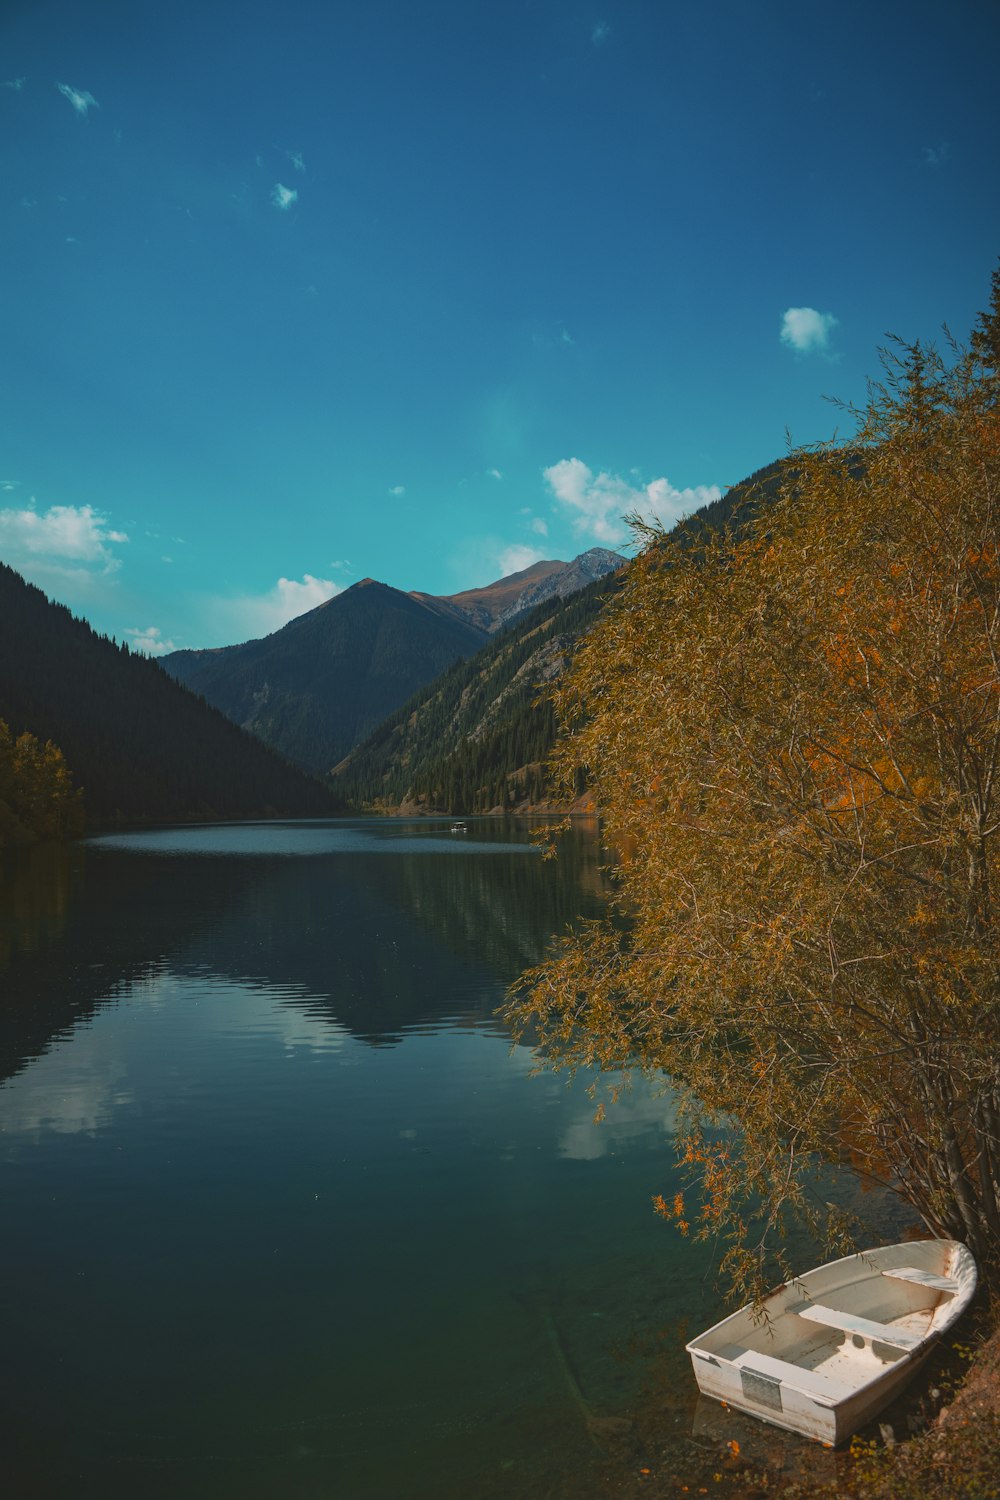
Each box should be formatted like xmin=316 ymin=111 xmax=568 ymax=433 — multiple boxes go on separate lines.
xmin=0 ymin=563 xmax=332 ymax=827
xmin=331 ymin=462 xmax=787 ymax=814
xmin=417 ymin=548 xmax=625 ymax=633
xmin=162 ymin=550 xmax=624 ymax=774
xmin=163 ymin=578 xmax=490 ymax=773
xmin=330 ymin=571 xmax=621 ymax=813
xmin=413 ymin=559 xmax=566 ymax=633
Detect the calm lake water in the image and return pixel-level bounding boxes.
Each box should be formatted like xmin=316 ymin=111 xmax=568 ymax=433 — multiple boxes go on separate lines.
xmin=0 ymin=819 xmax=910 ymax=1499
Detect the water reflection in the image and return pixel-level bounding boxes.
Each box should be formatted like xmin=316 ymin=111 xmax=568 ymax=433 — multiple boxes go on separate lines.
xmin=0 ymin=818 xmax=609 ymax=1081
xmin=0 ymin=819 xmax=919 ymax=1500
xmin=0 ymin=970 xmax=355 ymax=1141
xmin=0 ymin=841 xmax=74 ymax=967
xmin=559 ymin=1084 xmax=680 ymax=1161
xmin=86 ymin=818 xmax=539 ymax=858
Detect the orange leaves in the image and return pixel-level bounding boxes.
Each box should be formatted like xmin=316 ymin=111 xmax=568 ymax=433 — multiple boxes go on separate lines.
xmin=506 ymin=294 xmax=1000 ymax=1282
xmin=652 ymin=1191 xmax=689 ymax=1235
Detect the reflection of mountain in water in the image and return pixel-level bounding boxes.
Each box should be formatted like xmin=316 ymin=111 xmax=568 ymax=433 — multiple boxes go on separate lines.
xmin=0 ymin=820 xmax=609 ymax=1080
xmin=172 ymin=821 xmax=609 ymax=1043
xmin=0 ymin=841 xmax=258 ymax=1083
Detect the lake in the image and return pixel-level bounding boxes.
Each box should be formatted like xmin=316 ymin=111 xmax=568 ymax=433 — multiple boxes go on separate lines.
xmin=0 ymin=819 xmax=910 ymax=1499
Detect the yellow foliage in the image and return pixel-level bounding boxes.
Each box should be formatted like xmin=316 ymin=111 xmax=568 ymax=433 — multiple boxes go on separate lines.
xmin=0 ymin=720 xmax=84 ymax=844
xmin=505 ymin=287 xmax=1000 ymax=1294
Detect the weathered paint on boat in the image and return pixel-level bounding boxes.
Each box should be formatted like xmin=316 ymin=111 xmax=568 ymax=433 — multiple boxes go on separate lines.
xmin=685 ymin=1240 xmax=977 ymax=1444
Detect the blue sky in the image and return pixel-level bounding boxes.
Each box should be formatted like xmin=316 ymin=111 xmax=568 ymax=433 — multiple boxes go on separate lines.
xmin=2 ymin=0 xmax=998 ymax=651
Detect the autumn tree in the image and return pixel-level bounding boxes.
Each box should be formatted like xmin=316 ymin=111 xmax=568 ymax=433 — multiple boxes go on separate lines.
xmin=505 ymin=291 xmax=1000 ymax=1292
xmin=0 ymin=720 xmax=85 ymax=844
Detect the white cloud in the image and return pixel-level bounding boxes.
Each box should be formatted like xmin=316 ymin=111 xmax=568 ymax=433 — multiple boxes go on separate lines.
xmin=214 ymin=573 xmax=341 ymax=641
xmin=923 ymin=142 xmax=949 ymax=167
xmin=591 ymin=21 xmax=610 ymax=44
xmin=530 ymin=516 xmax=549 ymax=536
xmin=487 ymin=468 xmax=503 ymax=480
xmin=4 ymin=78 xmax=25 ymax=91
xmin=126 ymin=626 xmax=176 ymax=657
xmin=388 ymin=484 xmax=405 ymax=497
xmin=288 ymin=149 xmax=306 ymax=173
xmin=0 ymin=479 xmax=19 ymax=492
xmin=56 ymin=82 xmax=99 ymax=115
xmin=780 ymin=305 xmax=838 ymax=354
xmin=543 ymin=458 xmax=720 ymax=545
xmin=0 ymin=502 xmax=128 ymax=569
xmin=497 ymin=544 xmax=546 ymax=576
xmin=271 ymin=182 xmax=297 ymax=210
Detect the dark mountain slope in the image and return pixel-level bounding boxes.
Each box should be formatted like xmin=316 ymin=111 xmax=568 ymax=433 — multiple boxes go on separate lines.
xmin=331 ymin=571 xmax=621 ymax=812
xmin=0 ymin=563 xmax=332 ymax=826
xmin=164 ymin=578 xmax=490 ymax=773
xmin=162 ymin=550 xmax=625 ymax=775
xmin=331 ymin=462 xmax=787 ymax=814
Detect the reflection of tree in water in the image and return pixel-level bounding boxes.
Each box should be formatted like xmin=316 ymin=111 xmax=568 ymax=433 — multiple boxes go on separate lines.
xmin=396 ymin=823 xmax=607 ymax=975
xmin=1 ymin=843 xmax=87 ymax=1082
xmin=0 ymin=822 xmax=610 ymax=1078
xmin=0 ymin=845 xmax=265 ymax=1083
xmin=0 ymin=843 xmax=74 ymax=970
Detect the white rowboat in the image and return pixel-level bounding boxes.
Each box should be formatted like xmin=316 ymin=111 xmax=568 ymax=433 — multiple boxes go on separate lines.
xmin=686 ymin=1239 xmax=977 ymax=1445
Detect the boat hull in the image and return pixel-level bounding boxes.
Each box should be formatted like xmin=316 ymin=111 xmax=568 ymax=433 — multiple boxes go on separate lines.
xmin=689 ymin=1334 xmax=935 ymax=1445
xmin=685 ymin=1240 xmax=977 ymax=1445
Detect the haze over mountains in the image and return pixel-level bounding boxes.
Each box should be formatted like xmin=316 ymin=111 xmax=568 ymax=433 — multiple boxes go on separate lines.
xmin=162 ymin=549 xmax=624 ymax=772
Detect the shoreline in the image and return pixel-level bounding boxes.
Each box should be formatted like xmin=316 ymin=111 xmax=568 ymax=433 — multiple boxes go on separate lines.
xmin=591 ymin=1296 xmax=999 ymax=1498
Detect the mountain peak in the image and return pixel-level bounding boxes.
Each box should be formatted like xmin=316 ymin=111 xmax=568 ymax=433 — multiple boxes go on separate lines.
xmin=424 ymin=549 xmax=624 ymax=635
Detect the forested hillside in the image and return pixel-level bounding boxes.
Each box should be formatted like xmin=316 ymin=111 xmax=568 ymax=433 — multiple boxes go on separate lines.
xmin=0 ymin=563 xmax=333 ymax=826
xmin=332 ymin=572 xmax=620 ymax=811
xmin=163 ymin=578 xmax=491 ymax=773
xmin=332 ymin=461 xmax=786 ymax=814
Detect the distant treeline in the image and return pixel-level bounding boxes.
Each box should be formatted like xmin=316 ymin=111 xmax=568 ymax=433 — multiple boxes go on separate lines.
xmin=0 ymin=562 xmax=336 ymax=828
xmin=0 ymin=720 xmax=84 ymax=846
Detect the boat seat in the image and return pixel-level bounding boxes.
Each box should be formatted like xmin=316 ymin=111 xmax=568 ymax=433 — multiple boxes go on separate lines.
xmin=880 ymin=1266 xmax=959 ymax=1294
xmin=792 ymin=1299 xmax=922 ymax=1351
xmin=730 ymin=1348 xmax=857 ymax=1406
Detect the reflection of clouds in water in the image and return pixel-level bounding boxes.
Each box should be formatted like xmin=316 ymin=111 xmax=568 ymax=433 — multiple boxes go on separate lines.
xmin=0 ymin=1023 xmax=134 ymax=1139
xmin=506 ymin=1048 xmax=680 ymax=1161
xmin=213 ymin=983 xmax=350 ymax=1055
xmin=0 ymin=970 xmax=351 ymax=1140
xmin=559 ymin=1081 xmax=679 ymax=1161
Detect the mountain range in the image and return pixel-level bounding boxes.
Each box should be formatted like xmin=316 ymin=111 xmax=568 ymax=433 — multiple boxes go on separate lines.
xmin=0 ymin=462 xmax=784 ymax=829
xmin=330 ymin=459 xmax=787 ymax=814
xmin=162 ymin=548 xmax=624 ymax=773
